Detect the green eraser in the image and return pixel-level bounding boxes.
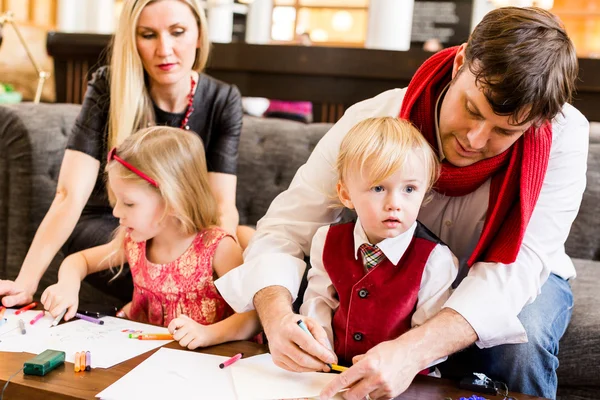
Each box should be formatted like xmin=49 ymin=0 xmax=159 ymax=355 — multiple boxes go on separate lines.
xmin=23 ymin=349 xmax=66 ymax=376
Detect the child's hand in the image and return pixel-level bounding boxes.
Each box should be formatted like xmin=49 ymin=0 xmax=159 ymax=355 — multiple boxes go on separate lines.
xmin=168 ymin=314 xmax=215 ymax=350
xmin=41 ymin=283 xmax=79 ymax=320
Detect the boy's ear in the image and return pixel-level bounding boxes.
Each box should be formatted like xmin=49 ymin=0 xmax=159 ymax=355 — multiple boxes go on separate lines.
xmin=336 ymin=181 xmax=354 ymax=209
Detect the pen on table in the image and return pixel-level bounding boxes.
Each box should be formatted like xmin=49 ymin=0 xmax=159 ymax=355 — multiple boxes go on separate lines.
xmin=15 ymin=302 xmax=37 ymax=315
xmin=85 ymin=351 xmax=91 ymax=371
xmin=74 ymin=352 xmax=81 ymax=372
xmin=0 ymin=306 xmax=6 ymax=319
xmin=219 ymin=353 xmax=243 ymax=369
xmin=52 ymin=309 xmax=67 ymax=327
xmin=74 ymin=312 xmax=104 ymax=325
xmin=136 ymin=333 xmax=173 ymax=340
xmin=296 ymin=319 xmax=342 ymax=371
xmin=18 ymin=319 xmax=26 ymax=334
xmin=30 ymin=311 xmax=45 ymax=325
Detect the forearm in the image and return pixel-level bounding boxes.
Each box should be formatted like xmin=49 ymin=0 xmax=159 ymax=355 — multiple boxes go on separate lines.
xmin=16 ymin=195 xmax=84 ymax=291
xmin=218 ymin=204 xmax=239 ymax=236
xmin=254 ymin=285 xmax=294 ymax=330
xmin=57 ymin=253 xmax=90 ymax=288
xmin=207 ymin=311 xmax=261 ymax=344
xmin=399 ymin=308 xmax=477 ymax=371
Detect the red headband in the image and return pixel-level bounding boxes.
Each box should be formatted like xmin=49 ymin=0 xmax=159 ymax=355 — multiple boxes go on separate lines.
xmin=107 ymin=147 xmax=158 ymax=187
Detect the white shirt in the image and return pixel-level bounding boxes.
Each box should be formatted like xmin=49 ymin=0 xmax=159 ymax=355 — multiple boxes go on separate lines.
xmin=300 ymin=219 xmax=459 ymax=348
xmin=215 ymin=88 xmax=589 ymax=348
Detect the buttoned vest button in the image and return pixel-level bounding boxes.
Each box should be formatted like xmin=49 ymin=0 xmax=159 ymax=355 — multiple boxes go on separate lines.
xmin=353 ymin=332 xmax=363 ymax=341
xmin=358 ymin=289 xmax=369 ymax=298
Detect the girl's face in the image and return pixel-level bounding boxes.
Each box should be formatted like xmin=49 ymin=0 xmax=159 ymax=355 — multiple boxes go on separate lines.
xmin=109 ymin=169 xmax=167 ymax=243
xmin=135 ymin=0 xmax=200 ymax=89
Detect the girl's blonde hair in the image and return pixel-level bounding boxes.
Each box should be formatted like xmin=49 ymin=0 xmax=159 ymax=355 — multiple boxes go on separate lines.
xmin=106 ymin=126 xmax=219 ymax=234
xmin=108 ymin=0 xmax=210 ymax=150
xmin=336 ymin=117 xmax=439 ymax=193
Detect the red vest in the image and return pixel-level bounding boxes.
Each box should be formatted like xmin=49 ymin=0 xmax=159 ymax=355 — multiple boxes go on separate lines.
xmin=323 ymin=222 xmax=440 ymax=365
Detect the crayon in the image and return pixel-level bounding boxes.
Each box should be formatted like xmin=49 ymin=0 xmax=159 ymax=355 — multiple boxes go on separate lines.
xmin=330 ymin=364 xmax=348 ymax=372
xmin=219 ymin=353 xmax=243 ymax=369
xmin=30 ymin=311 xmax=45 ymax=325
xmin=0 ymin=318 xmax=6 ymax=327
xmin=74 ymin=312 xmax=104 ymax=325
xmin=136 ymin=334 xmax=173 ymax=340
xmin=80 ymin=351 xmax=86 ymax=371
xmin=0 ymin=306 xmax=6 ymax=319
xmin=74 ymin=352 xmax=81 ymax=372
xmin=15 ymin=302 xmax=37 ymax=315
xmin=18 ymin=319 xmax=26 ymax=334
xmin=85 ymin=351 xmax=91 ymax=371
xmin=52 ymin=309 xmax=67 ymax=327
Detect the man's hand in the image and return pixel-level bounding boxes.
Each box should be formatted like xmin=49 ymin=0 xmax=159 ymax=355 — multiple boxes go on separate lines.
xmin=0 ymin=279 xmax=35 ymax=308
xmin=254 ymin=286 xmax=337 ymax=372
xmin=320 ymin=338 xmax=420 ymax=400
xmin=41 ymin=282 xmax=80 ymax=320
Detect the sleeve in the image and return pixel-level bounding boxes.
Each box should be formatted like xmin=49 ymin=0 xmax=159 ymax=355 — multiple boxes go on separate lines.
xmin=411 ymin=244 xmax=459 ymax=327
xmin=206 ymin=84 xmax=243 ymax=175
xmin=299 ymin=225 xmax=338 ymax=348
xmin=444 ymin=104 xmax=590 ymax=348
xmin=214 ymin=88 xmax=407 ymax=312
xmin=66 ymin=66 xmax=111 ymax=161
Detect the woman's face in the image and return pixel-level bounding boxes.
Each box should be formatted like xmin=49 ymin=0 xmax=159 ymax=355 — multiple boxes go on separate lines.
xmin=136 ymin=0 xmax=200 ymax=88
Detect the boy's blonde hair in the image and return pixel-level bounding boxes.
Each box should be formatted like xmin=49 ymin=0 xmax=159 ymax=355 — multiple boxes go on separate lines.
xmin=106 ymin=126 xmax=219 ymax=234
xmin=336 ymin=117 xmax=439 ymax=192
xmin=108 ymin=0 xmax=210 ymax=151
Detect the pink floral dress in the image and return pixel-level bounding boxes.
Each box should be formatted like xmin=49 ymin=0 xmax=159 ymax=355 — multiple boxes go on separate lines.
xmin=124 ymin=228 xmax=233 ymax=327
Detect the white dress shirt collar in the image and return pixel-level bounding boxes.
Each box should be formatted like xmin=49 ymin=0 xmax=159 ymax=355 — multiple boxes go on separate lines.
xmin=353 ymin=218 xmax=418 ymax=265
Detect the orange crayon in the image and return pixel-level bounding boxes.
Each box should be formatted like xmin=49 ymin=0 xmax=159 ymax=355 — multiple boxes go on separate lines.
xmin=80 ymin=351 xmax=87 ymax=371
xmin=74 ymin=352 xmax=81 ymax=372
xmin=137 ymin=334 xmax=173 ymax=340
xmin=0 ymin=306 xmax=6 ymax=319
xmin=15 ymin=302 xmax=37 ymax=315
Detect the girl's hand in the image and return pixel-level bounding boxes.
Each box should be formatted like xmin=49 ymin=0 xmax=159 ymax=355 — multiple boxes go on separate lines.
xmin=168 ymin=314 xmax=216 ymax=350
xmin=41 ymin=282 xmax=80 ymax=320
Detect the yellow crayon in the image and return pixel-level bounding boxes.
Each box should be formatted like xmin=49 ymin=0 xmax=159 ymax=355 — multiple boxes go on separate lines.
xmin=330 ymin=364 xmax=348 ymax=372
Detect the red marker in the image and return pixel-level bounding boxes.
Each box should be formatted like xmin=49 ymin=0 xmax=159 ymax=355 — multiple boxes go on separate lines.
xmin=30 ymin=311 xmax=45 ymax=325
xmin=219 ymin=353 xmax=243 ymax=369
xmin=15 ymin=302 xmax=37 ymax=315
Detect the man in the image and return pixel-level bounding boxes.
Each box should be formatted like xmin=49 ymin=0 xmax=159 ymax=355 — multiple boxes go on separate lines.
xmin=215 ymin=7 xmax=589 ymax=400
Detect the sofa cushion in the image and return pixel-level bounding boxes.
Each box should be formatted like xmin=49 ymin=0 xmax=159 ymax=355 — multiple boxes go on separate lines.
xmin=557 ymin=258 xmax=600 ymax=388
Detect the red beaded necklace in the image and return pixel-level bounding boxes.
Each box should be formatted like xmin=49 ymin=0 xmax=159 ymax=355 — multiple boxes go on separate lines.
xmin=180 ymin=75 xmax=196 ymax=130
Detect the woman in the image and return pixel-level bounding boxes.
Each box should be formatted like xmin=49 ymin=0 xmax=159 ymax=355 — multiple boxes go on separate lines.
xmin=0 ymin=0 xmax=251 ymax=307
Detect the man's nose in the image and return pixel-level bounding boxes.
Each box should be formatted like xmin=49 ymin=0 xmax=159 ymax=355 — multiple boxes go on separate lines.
xmin=466 ymin=121 xmax=492 ymax=150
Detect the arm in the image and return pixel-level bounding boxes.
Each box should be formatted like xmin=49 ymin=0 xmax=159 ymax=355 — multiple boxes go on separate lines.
xmin=41 ymin=234 xmax=125 ymax=320
xmin=207 ymin=172 xmax=239 ymax=236
xmin=0 ymin=150 xmax=99 ymax=307
xmin=169 ymin=235 xmax=259 ymax=348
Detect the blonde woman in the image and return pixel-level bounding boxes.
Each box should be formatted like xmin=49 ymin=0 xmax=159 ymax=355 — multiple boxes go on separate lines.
xmin=0 ymin=0 xmax=249 ymax=307
xmin=41 ymin=126 xmax=260 ymax=349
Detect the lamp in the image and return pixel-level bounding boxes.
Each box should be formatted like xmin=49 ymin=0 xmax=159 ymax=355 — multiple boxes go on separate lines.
xmin=0 ymin=11 xmax=50 ymax=103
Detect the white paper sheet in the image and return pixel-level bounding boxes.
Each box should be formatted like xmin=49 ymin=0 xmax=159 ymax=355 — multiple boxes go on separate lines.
xmin=96 ymin=347 xmax=236 ymax=400
xmin=25 ymin=316 xmax=173 ymax=368
xmin=0 ymin=309 xmax=54 ymax=352
xmin=230 ymin=353 xmax=338 ymax=400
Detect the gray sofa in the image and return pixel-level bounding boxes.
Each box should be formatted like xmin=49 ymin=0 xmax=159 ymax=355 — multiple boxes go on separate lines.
xmin=0 ymin=103 xmax=598 ymax=399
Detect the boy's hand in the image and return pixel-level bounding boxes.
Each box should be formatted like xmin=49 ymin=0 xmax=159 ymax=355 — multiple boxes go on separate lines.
xmin=168 ymin=314 xmax=216 ymax=350
xmin=41 ymin=283 xmax=80 ymax=320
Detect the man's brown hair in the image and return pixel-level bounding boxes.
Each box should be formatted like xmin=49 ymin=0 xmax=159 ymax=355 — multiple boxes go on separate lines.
xmin=465 ymin=7 xmax=577 ymax=126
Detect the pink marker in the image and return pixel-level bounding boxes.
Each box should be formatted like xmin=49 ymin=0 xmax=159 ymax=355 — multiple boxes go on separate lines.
xmin=30 ymin=311 xmax=45 ymax=325
xmin=219 ymin=353 xmax=243 ymax=369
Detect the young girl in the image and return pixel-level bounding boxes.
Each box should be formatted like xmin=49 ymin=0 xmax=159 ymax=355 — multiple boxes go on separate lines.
xmin=41 ymin=126 xmax=259 ymax=349
xmin=300 ymin=117 xmax=458 ymax=368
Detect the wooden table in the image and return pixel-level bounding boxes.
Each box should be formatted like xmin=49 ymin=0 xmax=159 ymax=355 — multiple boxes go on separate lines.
xmin=1 ymin=342 xmax=546 ymax=400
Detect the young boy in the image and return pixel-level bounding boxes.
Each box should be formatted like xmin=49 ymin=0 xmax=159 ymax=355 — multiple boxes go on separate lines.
xmin=300 ymin=117 xmax=458 ymax=367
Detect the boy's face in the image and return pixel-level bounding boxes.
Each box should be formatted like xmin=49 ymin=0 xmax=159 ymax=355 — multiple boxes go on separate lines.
xmin=337 ymin=153 xmax=429 ymax=244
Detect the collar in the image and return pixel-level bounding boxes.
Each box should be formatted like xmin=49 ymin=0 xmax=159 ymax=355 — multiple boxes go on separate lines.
xmin=434 ymin=81 xmax=451 ymax=161
xmin=353 ymin=218 xmax=418 ymax=266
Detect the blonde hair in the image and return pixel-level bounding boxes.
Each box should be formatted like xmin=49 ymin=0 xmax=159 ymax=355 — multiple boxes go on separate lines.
xmin=337 ymin=117 xmax=439 ymax=193
xmin=107 ymin=126 xmax=219 ymax=233
xmin=108 ymin=0 xmax=210 ymax=150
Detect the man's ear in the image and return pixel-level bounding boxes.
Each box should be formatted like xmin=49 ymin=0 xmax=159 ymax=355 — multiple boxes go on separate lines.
xmin=452 ymin=43 xmax=468 ymax=79
xmin=336 ymin=181 xmax=354 ymax=209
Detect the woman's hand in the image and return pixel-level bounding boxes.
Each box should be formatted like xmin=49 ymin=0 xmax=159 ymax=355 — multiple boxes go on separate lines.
xmin=41 ymin=282 xmax=80 ymax=321
xmin=0 ymin=279 xmax=35 ymax=307
xmin=168 ymin=314 xmax=218 ymax=350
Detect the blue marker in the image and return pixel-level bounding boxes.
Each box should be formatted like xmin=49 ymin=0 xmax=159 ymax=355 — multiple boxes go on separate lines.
xmin=0 ymin=318 xmax=7 ymax=327
xmin=296 ymin=319 xmax=332 ymax=369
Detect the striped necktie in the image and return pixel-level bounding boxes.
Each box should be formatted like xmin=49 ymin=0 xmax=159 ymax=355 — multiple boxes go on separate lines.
xmin=358 ymin=243 xmax=386 ymax=270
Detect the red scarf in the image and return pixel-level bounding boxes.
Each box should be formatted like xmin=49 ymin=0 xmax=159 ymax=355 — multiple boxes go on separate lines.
xmin=400 ymin=46 xmax=552 ymax=266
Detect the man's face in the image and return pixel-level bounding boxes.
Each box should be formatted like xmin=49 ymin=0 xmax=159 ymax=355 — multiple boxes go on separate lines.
xmin=438 ymin=45 xmax=533 ymax=167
